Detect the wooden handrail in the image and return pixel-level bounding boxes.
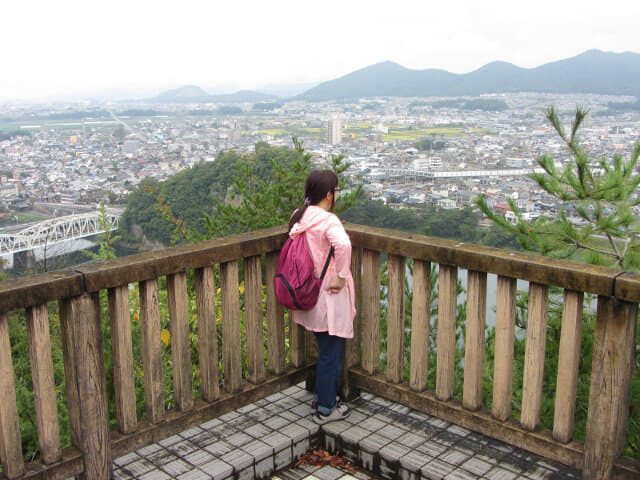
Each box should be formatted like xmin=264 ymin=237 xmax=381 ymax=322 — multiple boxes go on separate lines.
xmin=0 ymin=223 xmax=638 ymax=479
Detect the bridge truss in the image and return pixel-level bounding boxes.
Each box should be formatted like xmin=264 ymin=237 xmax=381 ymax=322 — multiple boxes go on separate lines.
xmin=0 ymin=210 xmax=121 ymax=255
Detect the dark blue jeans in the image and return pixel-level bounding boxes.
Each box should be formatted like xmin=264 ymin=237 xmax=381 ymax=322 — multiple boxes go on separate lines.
xmin=314 ymin=332 xmax=346 ymax=415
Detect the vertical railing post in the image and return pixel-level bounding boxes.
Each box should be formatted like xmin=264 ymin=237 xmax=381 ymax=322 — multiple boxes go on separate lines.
xmin=167 ymin=272 xmax=194 ymax=411
xmin=266 ymin=252 xmax=286 ymax=374
xmin=26 ymin=303 xmax=61 ymax=464
xmin=0 ymin=312 xmax=24 ymax=479
xmin=410 ymin=259 xmax=431 ymax=392
xmin=221 ymin=260 xmax=242 ymax=392
xmin=362 ymin=249 xmax=381 ymax=375
xmin=436 ymin=264 xmax=457 ymax=401
xmin=553 ymin=290 xmax=583 ymax=443
xmin=107 ymin=285 xmax=137 ymax=434
xmin=341 ymin=246 xmax=362 ymax=401
xmin=462 ymin=270 xmax=487 ymax=410
xmin=386 ymin=254 xmax=405 ymax=383
xmin=139 ymin=279 xmax=165 ymax=424
xmin=492 ymin=275 xmax=517 ymax=421
xmin=62 ymin=293 xmax=111 ymax=480
xmin=521 ymin=282 xmax=549 ymax=430
xmin=583 ymin=296 xmax=637 ymax=479
xmin=245 ymin=256 xmax=267 ymax=380
xmin=195 ymin=266 xmax=220 ymax=401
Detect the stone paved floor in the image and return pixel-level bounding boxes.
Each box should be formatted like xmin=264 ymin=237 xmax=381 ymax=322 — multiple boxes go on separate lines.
xmin=112 ymin=383 xmax=581 ymax=480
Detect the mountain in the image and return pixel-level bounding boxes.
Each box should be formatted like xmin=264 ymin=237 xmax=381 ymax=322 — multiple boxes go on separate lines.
xmin=150 ymin=86 xmax=278 ymax=103
xmin=297 ymin=50 xmax=640 ymax=101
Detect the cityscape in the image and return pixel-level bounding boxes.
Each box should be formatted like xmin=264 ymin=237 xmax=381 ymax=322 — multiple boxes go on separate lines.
xmin=1 ymin=90 xmax=639 ymax=270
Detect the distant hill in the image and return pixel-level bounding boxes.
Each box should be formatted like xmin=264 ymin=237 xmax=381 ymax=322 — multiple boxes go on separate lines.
xmin=151 ymin=86 xmax=278 ymax=103
xmin=297 ymin=50 xmax=640 ymax=101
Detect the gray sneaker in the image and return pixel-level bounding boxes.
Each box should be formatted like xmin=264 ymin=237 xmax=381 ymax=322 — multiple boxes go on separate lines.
xmin=313 ymin=404 xmax=350 ymax=425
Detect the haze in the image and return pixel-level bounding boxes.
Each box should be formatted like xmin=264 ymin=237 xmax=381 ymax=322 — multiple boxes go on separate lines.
xmin=2 ymin=0 xmax=639 ymax=102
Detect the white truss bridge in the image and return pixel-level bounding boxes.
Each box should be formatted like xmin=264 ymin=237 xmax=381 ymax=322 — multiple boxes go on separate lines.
xmin=0 ymin=209 xmax=123 ymax=256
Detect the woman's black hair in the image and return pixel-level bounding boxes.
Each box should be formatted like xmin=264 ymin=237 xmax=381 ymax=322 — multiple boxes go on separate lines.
xmin=288 ymin=170 xmax=339 ymax=232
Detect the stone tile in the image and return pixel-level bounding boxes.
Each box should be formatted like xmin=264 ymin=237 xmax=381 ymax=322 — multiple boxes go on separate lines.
xmin=358 ymin=416 xmax=387 ymax=432
xmin=119 ymin=457 xmax=155 ymax=476
xmin=291 ymin=402 xmax=312 ymax=417
xmin=189 ymin=430 xmax=219 ymax=449
xmin=323 ymin=419 xmax=352 ymax=436
xmin=483 ymin=466 xmax=521 ymax=480
xmin=245 ymin=422 xmax=273 ymax=438
xmin=447 ymin=424 xmax=472 ymax=437
xmin=221 ymin=448 xmax=253 ymax=471
xmin=390 ymin=403 xmax=411 ymax=415
xmin=242 ymin=439 xmax=273 ymax=462
xmin=255 ymin=455 xmax=275 ymax=479
xmin=379 ymin=441 xmax=412 ymax=463
xmin=340 ymin=425 xmax=370 ymax=445
xmin=280 ymin=409 xmax=303 ymax=421
xmin=459 ymin=456 xmax=494 ymax=476
xmin=112 ymin=469 xmax=134 ymax=480
xmin=137 ymin=443 xmax=163 ymax=456
xmin=343 ymin=410 xmax=367 ymax=425
xmin=139 ymin=470 xmax=171 ymax=480
xmin=169 ymin=439 xmax=199 ymax=456
xmin=161 ymin=458 xmax=192 ymax=477
xmin=275 ymin=445 xmax=293 ymax=470
xmin=114 ymin=452 xmax=142 ymax=467
xmin=177 ymin=469 xmax=213 ymax=480
xmin=247 ymin=408 xmax=273 ymax=422
xmin=359 ymin=432 xmax=392 ymax=454
xmin=184 ymin=449 xmax=215 ymax=467
xmin=201 ymin=418 xmax=223 ymax=431
xmin=181 ymin=426 xmax=206 ymax=439
xmin=145 ymin=448 xmax=178 ymax=466
xmin=226 ymin=431 xmax=254 ymax=448
xmin=416 ymin=439 xmax=448 ymax=458
xmin=282 ymin=385 xmax=303 ymax=396
xmin=399 ymin=450 xmax=432 ymax=472
xmin=264 ymin=414 xmax=291 ymax=430
xmin=312 ymin=465 xmax=344 ymax=480
xmin=262 ymin=431 xmax=292 ymax=452
xmin=200 ymin=459 xmax=234 ymax=479
xmin=293 ymin=438 xmax=311 ymax=460
xmin=522 ymin=466 xmax=558 ymax=479
xmin=446 ymin=468 xmax=478 ymax=480
xmin=426 ymin=417 xmax=449 ymax=429
xmin=237 ymin=402 xmax=259 ymax=414
xmin=280 ymin=423 xmax=309 ymax=443
xmin=377 ymin=423 xmax=407 ymax=441
xmin=397 ymin=431 xmax=428 ymax=449
xmin=158 ymin=434 xmax=183 ymax=447
xmin=420 ymin=458 xmax=455 ymax=480
xmin=294 ymin=416 xmax=320 ymax=436
xmin=219 ymin=410 xmax=240 ymax=422
xmin=204 ymin=440 xmax=234 ymax=457
xmin=438 ymin=446 xmax=474 ymax=466
xmin=237 ymin=464 xmax=255 ymax=480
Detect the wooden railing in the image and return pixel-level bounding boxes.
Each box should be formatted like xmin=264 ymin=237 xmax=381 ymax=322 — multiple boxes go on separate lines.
xmin=0 ymin=224 xmax=638 ymax=479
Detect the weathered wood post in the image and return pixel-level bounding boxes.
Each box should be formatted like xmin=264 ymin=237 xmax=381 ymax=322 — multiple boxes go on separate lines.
xmin=61 ymin=293 xmax=111 ymax=480
xmin=583 ymin=296 xmax=637 ymax=479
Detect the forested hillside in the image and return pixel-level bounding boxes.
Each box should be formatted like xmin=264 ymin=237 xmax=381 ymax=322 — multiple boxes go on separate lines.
xmin=121 ymin=144 xmax=517 ymax=250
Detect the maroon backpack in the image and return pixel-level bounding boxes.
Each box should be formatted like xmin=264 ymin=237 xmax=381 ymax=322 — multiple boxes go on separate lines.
xmin=274 ymin=232 xmax=334 ymax=310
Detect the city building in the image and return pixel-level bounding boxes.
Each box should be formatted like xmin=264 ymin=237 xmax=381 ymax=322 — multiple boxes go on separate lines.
xmin=327 ymin=113 xmax=342 ymax=145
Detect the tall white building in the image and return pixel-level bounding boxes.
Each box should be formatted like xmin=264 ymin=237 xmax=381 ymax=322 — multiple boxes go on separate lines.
xmin=327 ymin=113 xmax=342 ymax=145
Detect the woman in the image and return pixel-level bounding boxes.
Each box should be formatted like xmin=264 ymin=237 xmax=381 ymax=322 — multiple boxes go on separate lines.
xmin=289 ymin=170 xmax=356 ymax=424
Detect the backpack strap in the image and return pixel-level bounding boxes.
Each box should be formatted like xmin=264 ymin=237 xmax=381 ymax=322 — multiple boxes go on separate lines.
xmin=320 ymin=247 xmax=335 ymax=280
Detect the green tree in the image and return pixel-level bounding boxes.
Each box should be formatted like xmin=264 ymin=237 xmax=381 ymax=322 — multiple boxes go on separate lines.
xmin=476 ymin=106 xmax=640 ymax=458
xmin=476 ymin=106 xmax=640 ymax=269
xmin=83 ymin=202 xmax=120 ymax=261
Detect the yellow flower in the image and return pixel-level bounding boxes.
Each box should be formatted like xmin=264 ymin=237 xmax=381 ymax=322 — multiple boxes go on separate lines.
xmin=238 ymin=284 xmax=245 ymax=295
xmin=133 ymin=311 xmax=139 ymax=323
xmin=161 ymin=329 xmax=171 ymax=346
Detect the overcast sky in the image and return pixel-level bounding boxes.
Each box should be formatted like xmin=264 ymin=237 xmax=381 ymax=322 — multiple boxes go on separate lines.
xmin=2 ymin=0 xmax=639 ymax=102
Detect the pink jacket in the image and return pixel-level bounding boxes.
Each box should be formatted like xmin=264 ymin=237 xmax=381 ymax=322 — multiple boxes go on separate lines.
xmin=290 ymin=206 xmax=356 ymax=338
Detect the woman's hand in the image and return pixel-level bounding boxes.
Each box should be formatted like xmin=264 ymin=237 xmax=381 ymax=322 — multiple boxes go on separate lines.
xmin=325 ymin=276 xmax=345 ymax=294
